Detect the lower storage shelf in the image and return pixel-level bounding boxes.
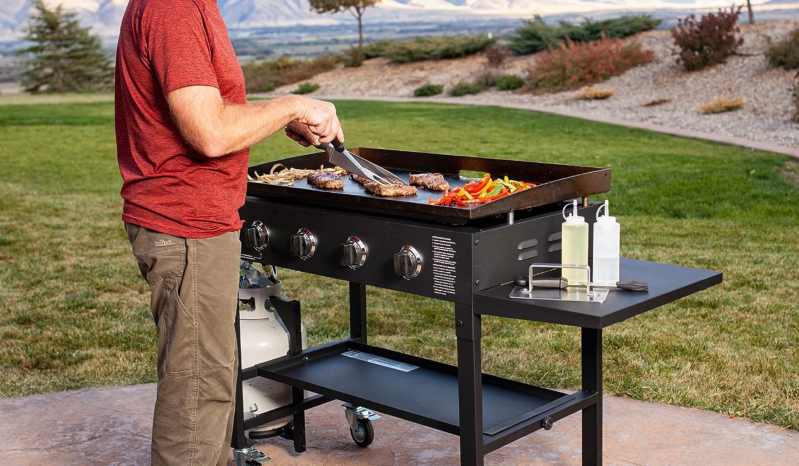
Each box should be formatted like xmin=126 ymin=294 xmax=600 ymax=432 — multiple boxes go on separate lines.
xmin=257 ymin=340 xmax=593 ymax=447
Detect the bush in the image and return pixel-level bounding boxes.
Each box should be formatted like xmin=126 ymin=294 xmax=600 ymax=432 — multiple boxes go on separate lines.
xmin=362 ymin=35 xmax=497 ymax=64
xmin=413 ymin=83 xmax=443 ymax=97
xmin=497 ymin=74 xmax=524 ymax=91
xmin=292 ymin=82 xmax=320 ymax=95
xmin=671 ymin=7 xmax=743 ymax=72
xmin=698 ymin=96 xmax=745 ymax=114
xmin=527 ymin=34 xmax=654 ymax=93
xmin=575 ymin=86 xmax=615 ymax=100
xmin=767 ymin=27 xmax=799 ymax=70
xmin=508 ymin=15 xmax=662 ymax=55
xmin=242 ymin=55 xmax=336 ymax=93
xmin=340 ymin=46 xmax=364 ymax=68
xmin=449 ymin=81 xmax=484 ymax=97
xmin=476 ymin=71 xmax=500 ymax=88
xmin=485 ymin=46 xmax=509 ymax=67
xmin=792 ymin=73 xmax=799 ymax=123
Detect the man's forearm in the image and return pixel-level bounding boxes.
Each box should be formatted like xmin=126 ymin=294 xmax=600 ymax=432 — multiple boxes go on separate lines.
xmin=211 ymin=96 xmax=302 ymax=157
xmin=166 ymin=85 xmax=341 ymax=159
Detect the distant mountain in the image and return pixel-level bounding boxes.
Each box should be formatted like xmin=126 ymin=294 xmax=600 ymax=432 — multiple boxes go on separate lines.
xmin=0 ymin=0 xmax=788 ymax=41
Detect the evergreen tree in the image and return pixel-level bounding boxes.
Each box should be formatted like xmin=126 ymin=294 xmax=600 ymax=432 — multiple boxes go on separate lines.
xmin=15 ymin=1 xmax=113 ymax=94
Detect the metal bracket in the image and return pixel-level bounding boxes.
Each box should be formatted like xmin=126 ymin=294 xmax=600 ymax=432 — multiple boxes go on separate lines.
xmin=343 ymin=403 xmax=381 ymax=431
xmin=233 ymin=446 xmax=270 ymax=465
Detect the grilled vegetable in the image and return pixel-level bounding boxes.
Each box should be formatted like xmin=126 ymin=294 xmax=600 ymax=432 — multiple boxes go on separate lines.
xmin=428 ymin=173 xmax=535 ymax=208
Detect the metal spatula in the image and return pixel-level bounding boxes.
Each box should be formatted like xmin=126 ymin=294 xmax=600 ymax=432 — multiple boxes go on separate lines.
xmin=316 ymin=138 xmax=407 ymax=187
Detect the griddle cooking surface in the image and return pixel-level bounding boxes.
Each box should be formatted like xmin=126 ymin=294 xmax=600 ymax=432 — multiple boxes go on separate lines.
xmin=247 ymin=148 xmax=610 ymax=224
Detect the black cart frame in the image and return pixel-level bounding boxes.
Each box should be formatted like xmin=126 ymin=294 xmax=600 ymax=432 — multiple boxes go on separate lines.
xmin=231 ymin=258 xmax=721 ymax=466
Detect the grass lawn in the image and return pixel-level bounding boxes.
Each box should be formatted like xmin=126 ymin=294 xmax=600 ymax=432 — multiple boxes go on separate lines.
xmin=0 ymin=97 xmax=797 ymax=430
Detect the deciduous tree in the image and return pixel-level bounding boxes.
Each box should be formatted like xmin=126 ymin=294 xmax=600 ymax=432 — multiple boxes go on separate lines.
xmin=309 ymin=0 xmax=381 ymax=55
xmin=15 ymin=1 xmax=113 ymax=94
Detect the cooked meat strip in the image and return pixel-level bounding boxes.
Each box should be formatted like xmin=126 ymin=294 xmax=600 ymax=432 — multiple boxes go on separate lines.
xmin=351 ymin=174 xmax=418 ymax=197
xmin=307 ymin=172 xmax=344 ymax=189
xmin=409 ymin=173 xmax=450 ymax=191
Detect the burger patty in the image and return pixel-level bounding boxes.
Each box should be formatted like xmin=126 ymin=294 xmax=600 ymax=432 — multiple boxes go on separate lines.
xmin=409 ymin=173 xmax=450 ymax=191
xmin=351 ymin=174 xmax=418 ymax=197
xmin=307 ymin=172 xmax=344 ymax=189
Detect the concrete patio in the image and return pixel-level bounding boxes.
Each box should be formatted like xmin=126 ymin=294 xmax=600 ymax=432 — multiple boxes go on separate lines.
xmin=1 ymin=383 xmax=797 ymax=466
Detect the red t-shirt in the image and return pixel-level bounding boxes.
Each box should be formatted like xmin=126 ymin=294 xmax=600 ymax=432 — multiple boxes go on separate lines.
xmin=115 ymin=0 xmax=247 ymax=238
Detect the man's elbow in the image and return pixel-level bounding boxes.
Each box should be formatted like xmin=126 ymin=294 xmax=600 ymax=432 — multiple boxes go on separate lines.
xmin=191 ymin=131 xmax=229 ymax=159
xmin=196 ymin=141 xmax=227 ymax=159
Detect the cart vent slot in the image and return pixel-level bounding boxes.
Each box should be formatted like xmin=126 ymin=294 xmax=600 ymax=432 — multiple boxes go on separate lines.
xmin=518 ymin=250 xmax=539 ymax=261
xmin=548 ymin=232 xmax=562 ymax=242
xmin=342 ymin=350 xmax=419 ymax=372
xmin=548 ymin=243 xmax=562 ymax=253
xmin=517 ymin=239 xmax=538 ymax=250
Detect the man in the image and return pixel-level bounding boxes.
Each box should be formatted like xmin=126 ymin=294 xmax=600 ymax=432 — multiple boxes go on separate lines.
xmin=114 ymin=0 xmax=342 ymax=464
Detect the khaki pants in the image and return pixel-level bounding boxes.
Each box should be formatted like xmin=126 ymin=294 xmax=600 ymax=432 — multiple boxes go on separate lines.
xmin=125 ymin=223 xmax=240 ymax=466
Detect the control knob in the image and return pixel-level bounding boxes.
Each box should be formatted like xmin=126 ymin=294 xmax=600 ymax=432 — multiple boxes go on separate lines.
xmin=242 ymin=221 xmax=269 ymax=251
xmin=289 ymin=228 xmax=317 ymax=260
xmin=394 ymin=245 xmax=422 ymax=280
xmin=341 ymin=237 xmax=368 ymax=269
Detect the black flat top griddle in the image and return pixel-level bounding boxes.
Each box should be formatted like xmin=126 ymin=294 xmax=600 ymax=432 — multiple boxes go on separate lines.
xmin=247 ymin=148 xmax=611 ymax=224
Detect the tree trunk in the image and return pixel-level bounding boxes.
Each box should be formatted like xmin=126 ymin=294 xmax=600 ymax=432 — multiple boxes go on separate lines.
xmin=357 ymin=14 xmax=364 ymax=50
xmin=746 ymin=0 xmax=755 ymax=25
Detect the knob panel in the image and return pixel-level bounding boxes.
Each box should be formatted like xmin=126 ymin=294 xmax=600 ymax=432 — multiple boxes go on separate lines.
xmin=394 ymin=245 xmax=422 ymax=280
xmin=341 ymin=236 xmax=368 ymax=269
xmin=289 ymin=228 xmax=317 ymax=260
xmin=242 ymin=221 xmax=269 ymax=251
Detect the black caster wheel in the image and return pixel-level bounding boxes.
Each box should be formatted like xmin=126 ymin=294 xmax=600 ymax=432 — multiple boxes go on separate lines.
xmin=350 ymin=418 xmax=374 ymax=448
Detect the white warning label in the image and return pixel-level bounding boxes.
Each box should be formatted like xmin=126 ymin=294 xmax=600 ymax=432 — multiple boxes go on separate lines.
xmin=432 ymin=236 xmax=457 ymax=296
xmin=342 ymin=350 xmax=419 ymax=372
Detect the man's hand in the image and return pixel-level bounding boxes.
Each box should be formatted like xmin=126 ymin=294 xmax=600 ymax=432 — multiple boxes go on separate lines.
xmin=289 ymin=96 xmax=344 ymax=146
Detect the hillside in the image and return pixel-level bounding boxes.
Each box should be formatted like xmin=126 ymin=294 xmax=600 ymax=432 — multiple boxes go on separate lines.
xmin=2 ymin=0 xmax=795 ymax=41
xmin=261 ymin=20 xmax=799 ymax=149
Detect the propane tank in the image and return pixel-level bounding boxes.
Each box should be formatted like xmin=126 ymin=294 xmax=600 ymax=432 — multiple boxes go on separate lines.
xmin=561 ymin=200 xmax=589 ymax=283
xmin=239 ymin=262 xmax=307 ymax=437
xmin=592 ymin=200 xmax=620 ymax=285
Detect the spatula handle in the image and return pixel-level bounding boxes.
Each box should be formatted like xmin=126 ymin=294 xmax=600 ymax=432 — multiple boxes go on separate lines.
xmin=314 ymin=137 xmax=346 ymax=152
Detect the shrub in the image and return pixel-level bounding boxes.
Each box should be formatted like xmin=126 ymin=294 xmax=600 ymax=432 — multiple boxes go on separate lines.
xmin=671 ymin=7 xmax=743 ymax=72
xmin=497 ymin=74 xmax=524 ymax=91
xmin=526 ymin=34 xmax=654 ymax=93
xmin=340 ymin=46 xmax=364 ymax=68
xmin=485 ymin=46 xmax=509 ymax=67
xmin=698 ymin=96 xmax=745 ymax=114
xmin=574 ymin=86 xmax=615 ymax=100
xmin=476 ymin=71 xmax=500 ymax=88
xmin=449 ymin=81 xmax=484 ymax=97
xmin=292 ymin=82 xmax=320 ymax=95
xmin=257 ymin=82 xmax=275 ymax=93
xmin=792 ymin=73 xmax=799 ymax=123
xmin=242 ymin=55 xmax=336 ymax=93
xmin=362 ymin=35 xmax=497 ymax=64
xmin=508 ymin=15 xmax=662 ymax=55
xmin=767 ymin=27 xmax=799 ymax=70
xmin=413 ymin=83 xmax=443 ymax=97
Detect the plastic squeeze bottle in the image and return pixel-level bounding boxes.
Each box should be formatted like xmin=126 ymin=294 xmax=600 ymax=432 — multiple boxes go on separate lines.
xmin=593 ymin=200 xmax=620 ymax=285
xmin=561 ymin=200 xmax=589 ymax=283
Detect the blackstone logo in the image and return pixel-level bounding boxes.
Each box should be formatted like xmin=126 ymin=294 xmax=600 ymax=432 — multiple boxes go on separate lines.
xmin=155 ymin=239 xmax=176 ymax=247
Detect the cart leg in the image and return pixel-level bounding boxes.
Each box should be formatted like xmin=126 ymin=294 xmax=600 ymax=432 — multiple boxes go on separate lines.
xmin=581 ymin=327 xmax=603 ymax=466
xmin=349 ymin=282 xmax=367 ymax=344
xmin=270 ymin=297 xmax=307 ymax=453
xmin=456 ymin=304 xmax=484 ymax=466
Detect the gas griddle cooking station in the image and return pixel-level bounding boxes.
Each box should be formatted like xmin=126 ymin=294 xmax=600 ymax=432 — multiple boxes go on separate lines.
xmin=231 ymin=148 xmax=722 ymax=466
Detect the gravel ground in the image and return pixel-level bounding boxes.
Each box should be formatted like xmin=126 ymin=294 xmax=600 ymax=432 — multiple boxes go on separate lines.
xmin=264 ymin=20 xmax=799 ymax=150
